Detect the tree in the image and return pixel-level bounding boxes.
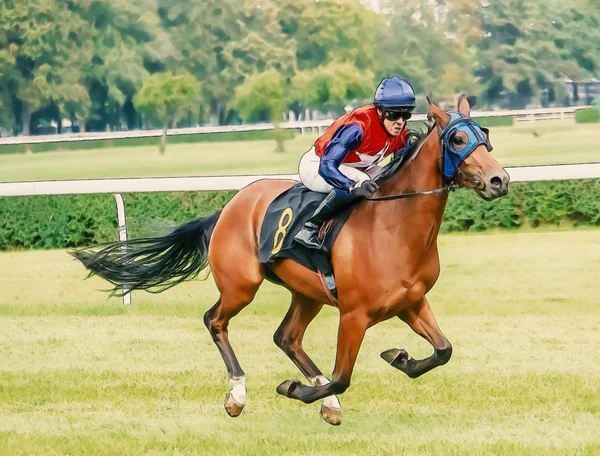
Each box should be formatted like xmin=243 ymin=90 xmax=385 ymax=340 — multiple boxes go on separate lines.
xmin=0 ymin=0 xmax=93 ymax=135
xmin=232 ymin=69 xmax=289 ymax=152
xmin=377 ymin=0 xmax=480 ymax=100
xmin=474 ymin=0 xmax=586 ymax=107
xmin=552 ymin=0 xmax=600 ymax=103
xmin=274 ymin=0 xmax=380 ymax=72
xmin=133 ymin=73 xmax=201 ymax=154
xmin=292 ymin=61 xmax=375 ymax=112
xmin=158 ymin=0 xmax=295 ymax=125
xmin=74 ymin=0 xmax=163 ymax=131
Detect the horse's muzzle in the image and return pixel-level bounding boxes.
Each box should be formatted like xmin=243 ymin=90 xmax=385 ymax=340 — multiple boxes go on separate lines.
xmin=477 ymin=171 xmax=510 ymax=200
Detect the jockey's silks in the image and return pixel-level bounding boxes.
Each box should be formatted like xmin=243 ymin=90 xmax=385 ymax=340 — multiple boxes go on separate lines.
xmin=314 ymin=105 xmax=408 ymax=190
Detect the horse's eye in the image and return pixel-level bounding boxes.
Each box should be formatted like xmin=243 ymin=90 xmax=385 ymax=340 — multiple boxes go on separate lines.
xmin=451 ymin=136 xmax=464 ymax=145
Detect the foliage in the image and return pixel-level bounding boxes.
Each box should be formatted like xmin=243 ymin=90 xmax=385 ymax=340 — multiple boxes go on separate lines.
xmin=0 ymin=191 xmax=235 ymax=251
xmin=442 ymin=179 xmax=600 ymax=232
xmin=231 ymin=69 xmax=289 ymax=151
xmin=1 ymin=0 xmax=599 ymax=132
xmin=292 ymin=62 xmax=374 ymax=111
xmin=288 ymin=0 xmax=379 ymax=71
xmin=574 ymin=108 xmax=599 ymax=123
xmin=232 ymin=70 xmax=287 ymax=124
xmin=1 ymin=180 xmax=599 ymax=251
xmin=377 ymin=0 xmax=481 ymax=97
xmin=0 ymin=0 xmax=94 ymax=135
xmin=473 ymin=0 xmax=599 ymax=107
xmin=73 ymin=0 xmax=158 ymax=131
xmin=134 ymin=73 xmax=201 ymax=126
xmin=133 ymin=72 xmax=201 ymax=153
xmin=158 ymin=0 xmax=296 ymax=125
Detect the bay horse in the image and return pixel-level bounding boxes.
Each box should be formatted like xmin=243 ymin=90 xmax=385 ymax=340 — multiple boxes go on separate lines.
xmin=72 ymin=97 xmax=509 ymax=425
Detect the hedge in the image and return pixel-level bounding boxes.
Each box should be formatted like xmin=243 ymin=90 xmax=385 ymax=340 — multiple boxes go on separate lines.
xmin=1 ymin=179 xmax=598 ymax=251
xmin=0 ymin=129 xmax=296 ymax=155
xmin=473 ymin=116 xmax=514 ymax=127
xmin=575 ymin=108 xmax=599 ymax=124
xmin=443 ymin=179 xmax=600 ymax=231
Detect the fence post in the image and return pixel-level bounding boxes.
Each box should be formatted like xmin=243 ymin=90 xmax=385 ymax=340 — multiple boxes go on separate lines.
xmin=113 ymin=193 xmax=131 ymax=305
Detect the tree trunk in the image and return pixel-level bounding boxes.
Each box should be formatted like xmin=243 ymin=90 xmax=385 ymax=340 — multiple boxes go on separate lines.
xmin=210 ymin=100 xmax=223 ymax=125
xmin=21 ymin=102 xmax=32 ymax=153
xmin=273 ymin=124 xmax=285 ymax=153
xmin=159 ymin=120 xmax=168 ymax=155
xmin=21 ymin=102 xmax=32 ymax=137
xmin=79 ymin=119 xmax=86 ymax=133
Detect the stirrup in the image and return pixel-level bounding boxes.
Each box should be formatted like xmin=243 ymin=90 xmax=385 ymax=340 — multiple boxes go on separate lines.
xmin=323 ymin=273 xmax=338 ymax=299
xmin=294 ymin=226 xmax=323 ymax=249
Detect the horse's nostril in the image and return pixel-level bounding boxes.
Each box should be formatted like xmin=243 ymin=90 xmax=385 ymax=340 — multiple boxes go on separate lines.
xmin=490 ymin=176 xmax=503 ymax=188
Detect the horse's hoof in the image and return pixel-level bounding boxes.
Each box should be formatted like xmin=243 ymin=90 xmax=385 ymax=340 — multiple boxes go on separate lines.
xmin=381 ymin=348 xmax=409 ymax=365
xmin=224 ymin=393 xmax=244 ymax=417
xmin=276 ymin=380 xmax=301 ymax=398
xmin=320 ymin=403 xmax=342 ymax=426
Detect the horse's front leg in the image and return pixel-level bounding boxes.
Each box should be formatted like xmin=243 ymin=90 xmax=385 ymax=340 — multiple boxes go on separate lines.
xmin=381 ymin=297 xmax=452 ymax=379
xmin=277 ymin=312 xmax=369 ymax=404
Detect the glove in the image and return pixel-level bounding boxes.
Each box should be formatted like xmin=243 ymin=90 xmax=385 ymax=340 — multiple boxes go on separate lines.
xmin=350 ymin=180 xmax=379 ymax=198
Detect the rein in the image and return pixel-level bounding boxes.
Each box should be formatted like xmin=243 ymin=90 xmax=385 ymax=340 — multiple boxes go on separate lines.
xmin=365 ymin=182 xmax=459 ymax=201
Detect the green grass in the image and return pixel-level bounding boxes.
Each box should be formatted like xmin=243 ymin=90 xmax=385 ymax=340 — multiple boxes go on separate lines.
xmin=1 ymin=229 xmax=599 ymax=455
xmin=0 ymin=119 xmax=598 ymax=182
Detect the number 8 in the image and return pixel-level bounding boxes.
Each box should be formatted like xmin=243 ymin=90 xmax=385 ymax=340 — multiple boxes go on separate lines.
xmin=271 ymin=207 xmax=293 ymax=255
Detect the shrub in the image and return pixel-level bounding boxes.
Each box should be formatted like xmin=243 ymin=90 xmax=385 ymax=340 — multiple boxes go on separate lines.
xmin=473 ymin=116 xmax=514 ymax=127
xmin=575 ymin=108 xmax=599 ymax=124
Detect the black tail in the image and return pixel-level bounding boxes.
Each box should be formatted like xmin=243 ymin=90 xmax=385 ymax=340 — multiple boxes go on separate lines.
xmin=70 ymin=211 xmax=221 ymax=295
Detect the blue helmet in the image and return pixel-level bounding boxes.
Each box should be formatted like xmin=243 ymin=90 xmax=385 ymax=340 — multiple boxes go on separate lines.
xmin=374 ymin=76 xmax=416 ymax=112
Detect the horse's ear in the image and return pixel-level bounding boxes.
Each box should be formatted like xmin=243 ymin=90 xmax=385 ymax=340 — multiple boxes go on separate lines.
xmin=427 ymin=96 xmax=451 ymax=126
xmin=457 ymin=94 xmax=471 ymax=116
xmin=481 ymin=127 xmax=490 ymax=141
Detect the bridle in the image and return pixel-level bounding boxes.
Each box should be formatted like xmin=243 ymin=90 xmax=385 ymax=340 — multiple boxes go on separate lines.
xmin=366 ymin=112 xmax=491 ymax=202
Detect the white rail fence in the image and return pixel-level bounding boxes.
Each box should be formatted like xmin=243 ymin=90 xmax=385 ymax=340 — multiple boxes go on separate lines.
xmin=2 ymin=162 xmax=599 ymax=305
xmin=2 ymin=164 xmax=600 ymax=197
xmin=0 ymin=106 xmax=590 ymax=146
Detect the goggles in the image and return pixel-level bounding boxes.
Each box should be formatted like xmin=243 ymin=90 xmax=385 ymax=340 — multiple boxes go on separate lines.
xmin=383 ymin=110 xmax=412 ymax=121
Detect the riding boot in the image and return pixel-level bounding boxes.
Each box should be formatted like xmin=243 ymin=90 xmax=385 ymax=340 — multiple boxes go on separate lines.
xmin=294 ymin=189 xmax=352 ymax=249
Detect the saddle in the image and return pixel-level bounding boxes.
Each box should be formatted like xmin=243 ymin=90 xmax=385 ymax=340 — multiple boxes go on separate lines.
xmin=258 ymin=183 xmax=353 ymax=303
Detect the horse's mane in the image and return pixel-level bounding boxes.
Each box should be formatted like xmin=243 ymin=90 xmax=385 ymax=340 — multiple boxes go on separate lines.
xmin=376 ymin=122 xmax=435 ymax=183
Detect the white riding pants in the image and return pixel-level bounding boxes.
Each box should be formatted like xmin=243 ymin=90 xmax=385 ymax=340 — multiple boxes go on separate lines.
xmin=298 ymin=147 xmax=382 ymax=193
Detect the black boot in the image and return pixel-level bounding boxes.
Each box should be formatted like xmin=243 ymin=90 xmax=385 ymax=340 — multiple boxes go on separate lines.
xmin=294 ymin=190 xmax=350 ymax=249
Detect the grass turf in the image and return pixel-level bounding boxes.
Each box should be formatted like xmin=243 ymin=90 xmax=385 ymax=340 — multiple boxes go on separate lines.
xmin=0 ymin=229 xmax=598 ymax=454
xmin=0 ymin=120 xmax=598 ymax=183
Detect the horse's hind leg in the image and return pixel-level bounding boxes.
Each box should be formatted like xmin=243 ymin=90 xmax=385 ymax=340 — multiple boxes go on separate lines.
xmin=204 ymin=256 xmax=263 ymax=417
xmin=273 ymin=292 xmax=342 ymax=426
xmin=381 ymin=297 xmax=452 ymax=379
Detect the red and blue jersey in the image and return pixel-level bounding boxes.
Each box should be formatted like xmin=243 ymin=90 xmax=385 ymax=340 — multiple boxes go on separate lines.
xmin=314 ymin=105 xmax=408 ymax=190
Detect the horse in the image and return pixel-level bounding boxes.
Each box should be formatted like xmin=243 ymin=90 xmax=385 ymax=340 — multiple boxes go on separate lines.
xmin=72 ymin=96 xmax=510 ymax=426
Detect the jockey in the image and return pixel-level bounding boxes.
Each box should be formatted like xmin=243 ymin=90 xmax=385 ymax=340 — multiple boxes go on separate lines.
xmin=294 ymin=76 xmax=416 ymax=249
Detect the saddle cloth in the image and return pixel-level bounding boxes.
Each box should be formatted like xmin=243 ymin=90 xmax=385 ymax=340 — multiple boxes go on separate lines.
xmin=258 ymin=183 xmax=353 ymax=293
